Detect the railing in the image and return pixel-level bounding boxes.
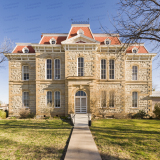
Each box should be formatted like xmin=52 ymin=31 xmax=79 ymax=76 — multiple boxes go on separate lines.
xmin=71 ymin=114 xmax=76 ymax=125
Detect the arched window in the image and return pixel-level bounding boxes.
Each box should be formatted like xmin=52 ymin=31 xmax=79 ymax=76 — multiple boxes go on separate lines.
xmin=109 ymin=59 xmax=114 ymax=79
xmin=101 ymin=59 xmax=106 ymax=79
xmin=109 ymin=91 xmax=114 ymax=108
xmin=132 ymin=66 xmax=138 ymax=80
xmin=46 ymin=59 xmax=52 ymax=79
xmin=54 ymin=59 xmax=60 ymax=79
xmin=47 ymin=91 xmax=52 ymax=106
xmin=54 ymin=91 xmax=60 ymax=108
xmin=132 ymin=92 xmax=138 ymax=107
xmin=78 ymin=57 xmax=84 ymax=76
xmin=75 ymin=91 xmax=86 ymax=96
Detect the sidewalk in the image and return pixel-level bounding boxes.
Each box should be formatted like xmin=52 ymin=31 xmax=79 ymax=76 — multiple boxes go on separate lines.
xmin=65 ymin=114 xmax=101 ymax=160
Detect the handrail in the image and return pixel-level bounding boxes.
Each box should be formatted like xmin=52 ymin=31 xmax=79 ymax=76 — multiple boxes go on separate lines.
xmin=71 ymin=114 xmax=76 ymax=125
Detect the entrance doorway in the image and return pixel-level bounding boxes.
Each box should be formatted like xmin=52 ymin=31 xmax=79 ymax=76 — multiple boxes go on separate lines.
xmin=75 ymin=91 xmax=87 ymax=113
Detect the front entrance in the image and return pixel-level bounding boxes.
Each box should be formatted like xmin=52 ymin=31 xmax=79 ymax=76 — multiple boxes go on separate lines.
xmin=75 ymin=91 xmax=87 ymax=113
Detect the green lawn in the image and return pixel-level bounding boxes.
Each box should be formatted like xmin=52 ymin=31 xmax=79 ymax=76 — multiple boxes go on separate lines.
xmin=90 ymin=119 xmax=160 ymax=160
xmin=0 ymin=119 xmax=72 ymax=160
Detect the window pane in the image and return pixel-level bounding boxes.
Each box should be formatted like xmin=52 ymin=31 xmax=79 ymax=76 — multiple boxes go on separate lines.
xmin=109 ymin=60 xmax=114 ymax=79
xmin=109 ymin=91 xmax=114 ymax=107
xmin=23 ymin=66 xmax=29 ymax=80
xmin=47 ymin=59 xmax=52 ymax=79
xmin=55 ymin=59 xmax=60 ymax=79
xmin=101 ymin=91 xmax=106 ymax=107
xmin=101 ymin=59 xmax=106 ymax=79
xmin=47 ymin=91 xmax=52 ymax=106
xmin=132 ymin=92 xmax=138 ymax=107
xmin=23 ymin=92 xmax=29 ymax=107
xmin=132 ymin=66 xmax=137 ymax=80
xmin=78 ymin=57 xmax=84 ymax=76
xmin=55 ymin=91 xmax=60 ymax=108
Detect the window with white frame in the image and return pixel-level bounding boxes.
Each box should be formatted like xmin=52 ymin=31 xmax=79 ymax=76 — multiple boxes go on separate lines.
xmin=22 ymin=47 xmax=29 ymax=53
xmin=54 ymin=59 xmax=60 ymax=79
xmin=46 ymin=59 xmax=52 ymax=79
xmin=101 ymin=91 xmax=106 ymax=107
xmin=54 ymin=91 xmax=60 ymax=108
xmin=109 ymin=91 xmax=114 ymax=107
xmin=109 ymin=59 xmax=114 ymax=79
xmin=132 ymin=92 xmax=138 ymax=107
xmin=132 ymin=47 xmax=138 ymax=53
xmin=78 ymin=57 xmax=84 ymax=76
xmin=23 ymin=92 xmax=29 ymax=107
xmin=49 ymin=38 xmax=56 ymax=45
xmin=47 ymin=91 xmax=52 ymax=106
xmin=132 ymin=66 xmax=138 ymax=80
xmin=101 ymin=59 xmax=106 ymax=79
xmin=23 ymin=66 xmax=29 ymax=80
xmin=104 ymin=38 xmax=111 ymax=45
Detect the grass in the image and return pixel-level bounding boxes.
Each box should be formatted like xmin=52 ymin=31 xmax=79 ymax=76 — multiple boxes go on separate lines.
xmin=90 ymin=119 xmax=160 ymax=160
xmin=0 ymin=119 xmax=72 ymax=160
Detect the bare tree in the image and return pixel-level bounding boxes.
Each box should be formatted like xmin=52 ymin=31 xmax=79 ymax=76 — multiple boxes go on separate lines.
xmin=152 ymin=83 xmax=158 ymax=91
xmin=113 ymin=0 xmax=160 ymax=45
xmin=0 ymin=37 xmax=14 ymax=65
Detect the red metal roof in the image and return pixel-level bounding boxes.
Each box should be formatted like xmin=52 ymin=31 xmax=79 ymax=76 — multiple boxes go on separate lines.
xmin=13 ymin=46 xmax=35 ymax=53
xmin=94 ymin=37 xmax=121 ymax=45
xmin=126 ymin=46 xmax=148 ymax=53
xmin=40 ymin=36 xmax=67 ymax=44
xmin=68 ymin=27 xmax=93 ymax=39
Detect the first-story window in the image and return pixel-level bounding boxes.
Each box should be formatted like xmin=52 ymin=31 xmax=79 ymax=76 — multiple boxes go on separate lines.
xmin=101 ymin=59 xmax=106 ymax=79
xmin=54 ymin=59 xmax=60 ymax=79
xmin=54 ymin=91 xmax=60 ymax=108
xmin=23 ymin=66 xmax=29 ymax=80
xmin=109 ymin=59 xmax=114 ymax=79
xmin=78 ymin=57 xmax=84 ymax=76
xmin=47 ymin=91 xmax=52 ymax=106
xmin=109 ymin=91 xmax=114 ymax=107
xmin=132 ymin=92 xmax=138 ymax=107
xmin=101 ymin=91 xmax=106 ymax=107
xmin=46 ymin=59 xmax=52 ymax=79
xmin=132 ymin=66 xmax=138 ymax=80
xmin=23 ymin=92 xmax=29 ymax=107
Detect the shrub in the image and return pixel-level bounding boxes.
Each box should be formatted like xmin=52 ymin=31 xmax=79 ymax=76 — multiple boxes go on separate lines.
xmin=19 ymin=108 xmax=35 ymax=119
xmin=153 ymin=103 xmax=160 ymax=119
xmin=132 ymin=110 xmax=149 ymax=119
xmin=0 ymin=110 xmax=6 ymax=119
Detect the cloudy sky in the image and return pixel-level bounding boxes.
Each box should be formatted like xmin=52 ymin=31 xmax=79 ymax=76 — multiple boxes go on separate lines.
xmin=0 ymin=0 xmax=159 ymax=103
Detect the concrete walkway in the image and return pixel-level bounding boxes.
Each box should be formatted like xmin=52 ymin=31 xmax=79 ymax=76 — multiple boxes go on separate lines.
xmin=65 ymin=114 xmax=101 ymax=160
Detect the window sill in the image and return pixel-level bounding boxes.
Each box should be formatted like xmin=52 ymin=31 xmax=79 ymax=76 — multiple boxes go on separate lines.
xmin=130 ymin=107 xmax=138 ymax=109
xmin=54 ymin=107 xmax=61 ymax=108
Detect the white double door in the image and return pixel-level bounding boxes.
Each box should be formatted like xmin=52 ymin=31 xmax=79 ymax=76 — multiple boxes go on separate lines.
xmin=75 ymin=96 xmax=87 ymax=113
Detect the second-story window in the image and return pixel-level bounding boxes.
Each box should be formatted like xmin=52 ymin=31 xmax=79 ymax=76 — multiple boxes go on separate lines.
xmin=46 ymin=59 xmax=52 ymax=79
xmin=23 ymin=66 xmax=29 ymax=80
xmin=132 ymin=66 xmax=138 ymax=80
xmin=101 ymin=59 xmax=106 ymax=79
xmin=109 ymin=59 xmax=114 ymax=79
xmin=54 ymin=59 xmax=60 ymax=79
xmin=78 ymin=57 xmax=84 ymax=76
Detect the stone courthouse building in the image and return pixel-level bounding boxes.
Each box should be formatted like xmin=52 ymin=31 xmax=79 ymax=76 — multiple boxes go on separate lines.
xmin=5 ymin=23 xmax=156 ymax=118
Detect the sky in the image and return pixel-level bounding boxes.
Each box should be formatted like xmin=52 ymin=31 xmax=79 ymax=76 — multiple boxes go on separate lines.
xmin=0 ymin=0 xmax=159 ymax=103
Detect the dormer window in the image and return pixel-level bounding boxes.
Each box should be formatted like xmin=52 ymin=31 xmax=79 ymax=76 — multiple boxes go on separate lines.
xmin=77 ymin=29 xmax=84 ymax=35
xmin=104 ymin=38 xmax=111 ymax=45
xmin=22 ymin=47 xmax=29 ymax=53
xmin=132 ymin=47 xmax=138 ymax=53
xmin=49 ymin=38 xmax=56 ymax=45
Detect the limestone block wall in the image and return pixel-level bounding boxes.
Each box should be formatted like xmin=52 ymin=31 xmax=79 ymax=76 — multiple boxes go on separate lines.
xmin=9 ymin=84 xmax=36 ymax=116
xmin=9 ymin=61 xmax=36 ymax=81
xmin=96 ymin=83 xmax=123 ymax=113
xmin=95 ymin=53 xmax=125 ymax=80
xmin=66 ymin=51 xmax=95 ymax=77
xmin=36 ymin=53 xmax=65 ymax=80
xmin=125 ymin=61 xmax=151 ymax=81
xmin=125 ymin=84 xmax=148 ymax=113
xmin=36 ymin=83 xmax=65 ymax=116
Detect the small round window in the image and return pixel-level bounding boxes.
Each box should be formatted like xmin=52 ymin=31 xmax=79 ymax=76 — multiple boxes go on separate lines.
xmin=132 ymin=48 xmax=138 ymax=53
xmin=51 ymin=40 xmax=55 ymax=44
xmin=49 ymin=38 xmax=56 ymax=45
xmin=106 ymin=41 xmax=110 ymax=45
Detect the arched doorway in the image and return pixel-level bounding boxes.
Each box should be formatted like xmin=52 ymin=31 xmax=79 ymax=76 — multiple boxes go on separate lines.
xmin=75 ymin=91 xmax=87 ymax=113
